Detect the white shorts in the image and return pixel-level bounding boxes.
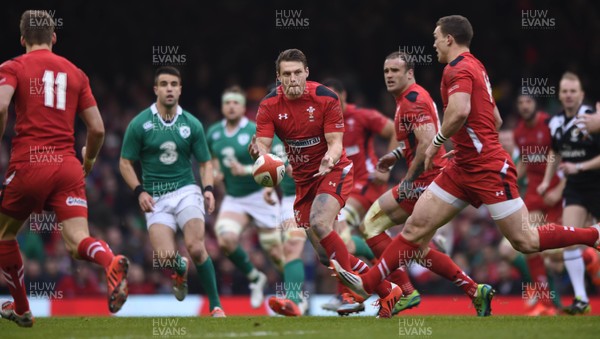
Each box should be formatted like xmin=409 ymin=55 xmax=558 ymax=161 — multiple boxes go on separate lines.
xmin=145 ymin=185 xmax=205 ymax=231
xmin=220 ymin=190 xmax=280 ymax=229
xmin=280 ymin=195 xmax=296 ymax=224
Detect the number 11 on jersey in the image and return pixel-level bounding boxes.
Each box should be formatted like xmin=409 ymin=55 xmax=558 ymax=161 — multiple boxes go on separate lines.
xmin=43 ymin=70 xmax=67 ymax=110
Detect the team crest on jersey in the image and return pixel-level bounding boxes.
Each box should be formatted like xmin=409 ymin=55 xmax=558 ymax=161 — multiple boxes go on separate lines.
xmin=307 ymin=106 xmax=315 ymax=122
xmin=143 ymin=121 xmax=154 ymax=131
xmin=570 ymin=128 xmax=580 ymax=143
xmin=237 ymin=133 xmax=250 ymax=145
xmin=179 ymin=126 xmax=191 ymax=139
xmin=212 ymin=131 xmax=221 ymax=140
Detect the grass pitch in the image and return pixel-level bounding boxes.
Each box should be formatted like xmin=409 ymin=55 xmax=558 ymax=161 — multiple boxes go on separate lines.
xmin=1 ymin=316 xmax=599 ymax=339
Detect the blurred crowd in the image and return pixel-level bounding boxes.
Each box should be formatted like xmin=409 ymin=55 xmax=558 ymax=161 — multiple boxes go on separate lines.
xmin=1 ymin=0 xmax=599 ymax=301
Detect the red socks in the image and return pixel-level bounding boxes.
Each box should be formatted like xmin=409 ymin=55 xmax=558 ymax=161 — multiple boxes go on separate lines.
xmin=320 ymin=231 xmax=351 ymax=270
xmin=537 ymin=224 xmax=598 ymax=250
xmin=366 ymin=232 xmax=392 ymax=258
xmin=0 ymin=240 xmax=30 ymax=315
xmin=77 ymin=237 xmax=114 ymax=268
xmin=525 ymin=254 xmax=552 ymax=304
xmin=424 ymin=248 xmax=478 ymax=298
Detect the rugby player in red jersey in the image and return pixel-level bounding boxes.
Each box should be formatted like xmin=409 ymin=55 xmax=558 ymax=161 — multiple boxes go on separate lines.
xmin=331 ymin=15 xmax=600 ymax=317
xmin=249 ymin=49 xmax=402 ymax=318
xmin=499 ymin=94 xmax=564 ymax=315
xmin=0 ymin=10 xmax=129 ymax=327
xmin=319 ymin=78 xmax=394 ymax=314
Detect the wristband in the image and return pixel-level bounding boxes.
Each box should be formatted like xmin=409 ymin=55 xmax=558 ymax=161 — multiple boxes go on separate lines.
xmin=134 ymin=185 xmax=146 ymax=199
xmin=204 ymin=185 xmax=214 ymax=193
xmin=244 ymin=165 xmax=253 ymax=175
xmin=391 ymin=148 xmax=402 ymax=160
xmin=576 ymin=163 xmax=584 ymax=172
xmin=432 ymin=132 xmax=448 ymax=147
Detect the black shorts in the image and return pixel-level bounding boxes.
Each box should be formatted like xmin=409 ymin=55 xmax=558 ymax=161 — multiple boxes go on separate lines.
xmin=563 ymin=182 xmax=600 ymax=219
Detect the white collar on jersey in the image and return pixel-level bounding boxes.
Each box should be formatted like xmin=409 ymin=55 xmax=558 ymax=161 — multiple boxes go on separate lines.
xmin=221 ymin=117 xmax=249 ymax=137
xmin=150 ymin=103 xmax=183 ymax=127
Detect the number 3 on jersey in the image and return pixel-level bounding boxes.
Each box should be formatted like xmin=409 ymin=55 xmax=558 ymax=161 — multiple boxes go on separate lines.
xmin=43 ymin=70 xmax=67 ymax=110
xmin=160 ymin=141 xmax=178 ymax=165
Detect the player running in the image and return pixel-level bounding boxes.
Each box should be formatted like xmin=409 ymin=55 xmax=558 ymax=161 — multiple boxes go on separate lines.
xmin=498 ymin=94 xmax=564 ymax=316
xmin=320 ymin=79 xmax=394 ymax=314
xmin=207 ymin=86 xmax=282 ymax=309
xmin=539 ymin=72 xmax=600 ymax=314
xmin=119 ymin=66 xmax=224 ymax=317
xmin=0 ymin=10 xmax=129 ymax=327
xmin=249 ymin=49 xmax=402 ymax=318
xmin=331 ymin=15 xmax=600 ymax=317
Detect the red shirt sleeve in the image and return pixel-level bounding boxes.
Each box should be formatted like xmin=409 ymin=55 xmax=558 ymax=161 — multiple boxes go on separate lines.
xmin=0 ymin=60 xmax=20 ymax=89
xmin=323 ymin=97 xmax=345 ymax=134
xmin=365 ymin=109 xmax=389 ymax=134
xmin=446 ymin=65 xmax=473 ymax=96
xmin=77 ymin=70 xmax=97 ymax=113
xmin=256 ymin=101 xmax=275 ymax=138
xmin=402 ymin=99 xmax=433 ymax=129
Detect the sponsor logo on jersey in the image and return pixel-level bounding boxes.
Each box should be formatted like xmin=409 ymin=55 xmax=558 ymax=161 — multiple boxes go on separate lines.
xmin=143 ymin=121 xmax=154 ymax=131
xmin=66 ymin=196 xmax=87 ymax=207
xmin=278 ymin=113 xmax=288 ymax=120
xmin=237 ymin=133 xmax=250 ymax=145
xmin=179 ymin=126 xmax=191 ymax=139
xmin=212 ymin=131 xmax=221 ymax=140
xmin=286 ymin=137 xmax=321 ymax=148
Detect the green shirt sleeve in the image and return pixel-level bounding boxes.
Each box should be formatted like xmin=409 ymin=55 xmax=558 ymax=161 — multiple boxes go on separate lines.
xmin=192 ymin=120 xmax=211 ymax=163
xmin=121 ymin=119 xmax=142 ymax=161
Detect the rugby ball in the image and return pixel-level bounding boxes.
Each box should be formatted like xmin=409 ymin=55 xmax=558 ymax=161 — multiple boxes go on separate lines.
xmin=252 ymin=154 xmax=285 ymax=187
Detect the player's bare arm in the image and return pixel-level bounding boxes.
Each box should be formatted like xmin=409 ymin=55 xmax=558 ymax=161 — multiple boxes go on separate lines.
xmin=314 ymin=131 xmax=343 ymax=177
xmin=211 ymin=158 xmax=224 ymax=184
xmin=0 ymin=85 xmax=15 ymax=141
xmin=372 ymin=120 xmax=396 ymax=183
xmin=199 ymin=160 xmax=215 ymax=214
xmin=543 ymin=176 xmax=565 ymax=207
xmin=537 ymin=149 xmax=560 ymax=195
xmin=493 ymin=106 xmax=503 ymax=131
xmin=249 ymin=135 xmax=273 ymax=160
xmin=425 ymin=92 xmax=471 ymax=170
xmin=119 ymin=157 xmax=154 ymax=213
xmin=559 ymin=153 xmax=600 ymax=176
xmin=79 ymin=106 xmax=105 ymax=176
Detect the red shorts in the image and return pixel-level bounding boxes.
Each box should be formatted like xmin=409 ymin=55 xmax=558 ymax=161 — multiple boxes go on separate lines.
xmin=433 ymin=157 xmax=520 ymax=208
xmin=391 ymin=172 xmax=438 ymax=214
xmin=293 ymin=160 xmax=354 ymax=228
xmin=524 ymin=189 xmax=562 ymax=224
xmin=0 ymin=157 xmax=88 ymax=221
xmin=349 ymin=179 xmax=388 ymax=211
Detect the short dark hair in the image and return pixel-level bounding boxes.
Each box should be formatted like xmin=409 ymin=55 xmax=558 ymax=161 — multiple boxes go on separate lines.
xmin=322 ymin=79 xmax=345 ymax=94
xmin=436 ymin=15 xmax=473 ymax=47
xmin=20 ymin=10 xmax=55 ymax=45
xmin=154 ymin=66 xmax=181 ymax=84
xmin=385 ymin=51 xmax=415 ymax=72
xmin=275 ymin=49 xmax=308 ymax=74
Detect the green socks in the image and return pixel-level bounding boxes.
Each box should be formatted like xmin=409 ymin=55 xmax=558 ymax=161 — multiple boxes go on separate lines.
xmin=352 ymin=235 xmax=375 ymax=261
xmin=173 ymin=253 xmax=187 ymax=276
xmin=511 ymin=253 xmax=532 ymax=282
xmin=195 ymin=257 xmax=222 ymax=310
xmin=227 ymin=245 xmax=255 ymax=277
xmin=283 ymin=259 xmax=305 ymax=305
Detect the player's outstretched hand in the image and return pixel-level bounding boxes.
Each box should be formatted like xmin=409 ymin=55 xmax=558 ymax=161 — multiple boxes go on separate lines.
xmin=377 ymin=153 xmax=397 ymax=173
xmin=138 ymin=191 xmax=155 ymax=213
xmin=81 ymin=146 xmax=95 ymax=177
xmin=313 ymin=154 xmax=334 ymax=177
xmin=263 ymin=187 xmax=277 ymax=205
xmin=248 ymin=135 xmax=260 ymax=160
xmin=204 ymin=191 xmax=215 ymax=214
xmin=424 ymin=143 xmax=439 ymax=171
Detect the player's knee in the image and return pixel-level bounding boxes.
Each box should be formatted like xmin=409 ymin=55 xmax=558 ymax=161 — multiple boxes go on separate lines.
xmin=283 ymin=227 xmax=306 ymax=260
xmin=259 ymin=230 xmax=283 ymax=256
xmin=508 ymin=233 xmax=538 ymax=254
xmin=186 ymin=241 xmax=207 ymax=263
xmin=363 ymin=200 xmax=394 ymax=239
xmin=340 ymin=204 xmax=362 ymax=229
xmin=215 ymin=219 xmax=242 ymax=253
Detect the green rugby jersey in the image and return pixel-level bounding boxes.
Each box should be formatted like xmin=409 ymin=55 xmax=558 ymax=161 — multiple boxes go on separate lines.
xmin=121 ymin=104 xmax=210 ymax=196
